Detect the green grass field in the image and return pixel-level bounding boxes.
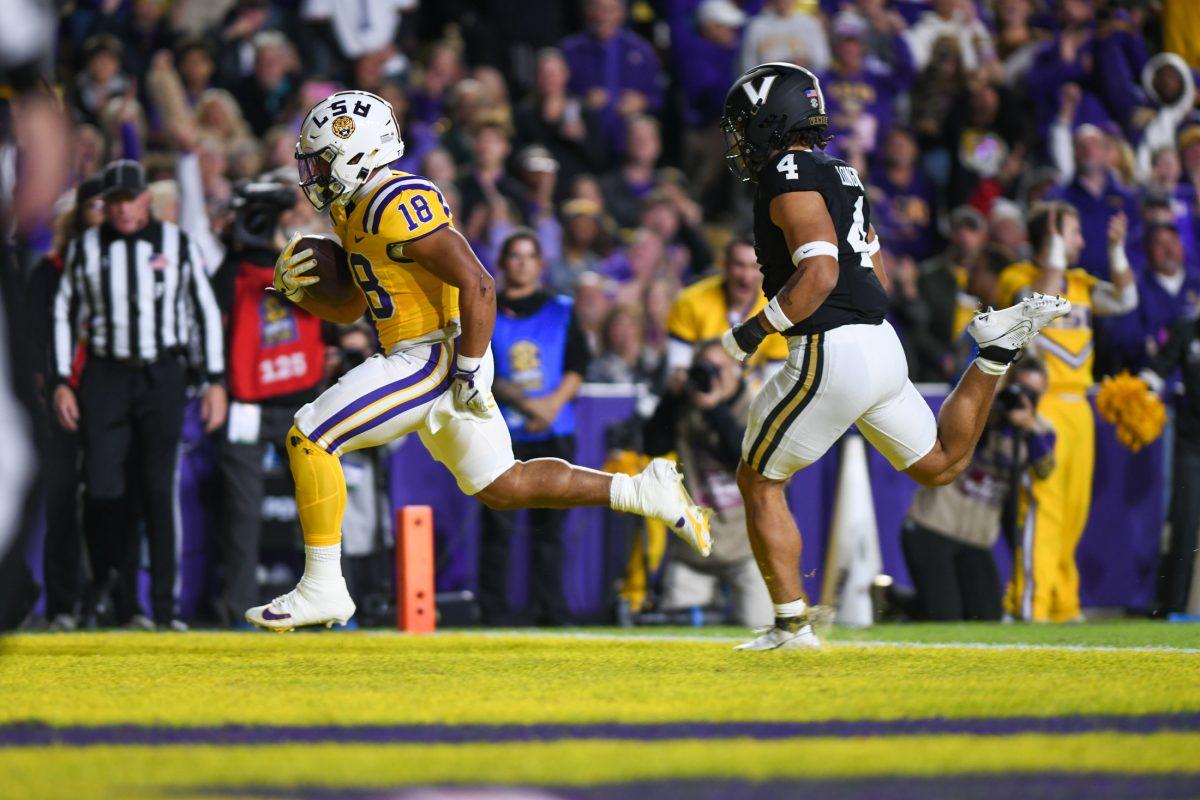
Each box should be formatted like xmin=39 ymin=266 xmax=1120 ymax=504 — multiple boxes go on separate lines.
xmin=0 ymin=623 xmax=1197 ymax=799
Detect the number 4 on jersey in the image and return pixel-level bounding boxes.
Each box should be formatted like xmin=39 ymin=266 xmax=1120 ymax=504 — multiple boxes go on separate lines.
xmin=778 ymin=155 xmax=873 ymax=268
xmin=776 ymin=153 xmax=799 ymax=180
xmin=848 ymin=196 xmax=872 ymax=268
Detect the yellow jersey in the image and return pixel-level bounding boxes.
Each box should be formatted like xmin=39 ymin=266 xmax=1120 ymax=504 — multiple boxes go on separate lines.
xmin=329 ymin=170 xmax=459 ymax=350
xmin=997 ymin=262 xmax=1098 ymax=393
xmin=666 ymin=274 xmax=789 ymax=363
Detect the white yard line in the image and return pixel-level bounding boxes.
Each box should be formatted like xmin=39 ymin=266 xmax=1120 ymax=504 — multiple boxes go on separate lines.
xmin=426 ymin=629 xmax=1200 ymax=654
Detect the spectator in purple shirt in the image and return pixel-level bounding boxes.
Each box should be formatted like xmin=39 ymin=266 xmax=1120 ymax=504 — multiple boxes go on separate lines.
xmin=407 ymin=41 xmax=465 ymax=126
xmin=819 ymin=11 xmax=915 ymax=160
xmin=670 ymin=0 xmax=747 ymax=217
xmin=1049 ymin=124 xmax=1142 ymax=280
xmin=870 ymin=128 xmax=939 ymax=263
xmin=1111 ymin=222 xmax=1200 ymax=372
xmin=1137 ymin=151 xmax=1199 ymax=276
xmin=672 ymin=0 xmax=745 ymax=131
xmin=560 ymin=0 xmax=664 ymax=155
xmin=1024 ymin=0 xmax=1144 ymax=151
xmin=600 ymin=114 xmax=665 ymax=230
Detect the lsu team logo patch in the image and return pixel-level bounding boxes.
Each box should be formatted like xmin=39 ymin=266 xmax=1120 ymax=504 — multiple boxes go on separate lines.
xmin=260 ymin=294 xmax=299 ymax=345
xmin=331 ymin=115 xmax=356 ymax=139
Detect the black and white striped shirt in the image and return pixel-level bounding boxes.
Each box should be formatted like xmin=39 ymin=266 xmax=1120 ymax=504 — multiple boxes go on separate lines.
xmin=52 ymin=220 xmax=224 ymax=383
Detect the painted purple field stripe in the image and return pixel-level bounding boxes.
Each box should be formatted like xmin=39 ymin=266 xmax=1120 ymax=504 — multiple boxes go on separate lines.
xmin=2 ymin=713 xmax=1198 ymax=747
xmin=186 ymin=774 xmax=1200 ymax=800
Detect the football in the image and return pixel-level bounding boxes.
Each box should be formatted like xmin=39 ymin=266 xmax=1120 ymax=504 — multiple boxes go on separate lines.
xmin=296 ymin=234 xmax=358 ymax=306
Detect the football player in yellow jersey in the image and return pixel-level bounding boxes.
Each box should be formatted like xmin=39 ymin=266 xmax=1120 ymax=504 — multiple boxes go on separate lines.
xmin=996 ymin=202 xmax=1138 ymax=622
xmin=666 ymin=236 xmax=788 ymax=379
xmin=246 ymin=91 xmax=712 ymax=631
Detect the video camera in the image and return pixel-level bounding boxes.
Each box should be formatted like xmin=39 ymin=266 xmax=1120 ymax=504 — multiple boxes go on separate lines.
xmin=229 ymin=179 xmax=297 ymax=252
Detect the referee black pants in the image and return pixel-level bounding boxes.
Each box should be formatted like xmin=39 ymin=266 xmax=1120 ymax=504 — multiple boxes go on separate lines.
xmin=479 ymin=436 xmax=574 ymax=626
xmin=41 ymin=409 xmax=84 ymax=618
xmin=79 ymin=356 xmax=186 ymax=624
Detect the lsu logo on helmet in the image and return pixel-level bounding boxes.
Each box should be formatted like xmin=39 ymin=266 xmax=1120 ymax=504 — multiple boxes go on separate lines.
xmin=331 ymin=115 xmax=355 ymax=139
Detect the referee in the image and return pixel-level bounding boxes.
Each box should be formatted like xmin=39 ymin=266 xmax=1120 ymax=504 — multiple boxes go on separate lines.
xmin=51 ymin=159 xmax=227 ymax=629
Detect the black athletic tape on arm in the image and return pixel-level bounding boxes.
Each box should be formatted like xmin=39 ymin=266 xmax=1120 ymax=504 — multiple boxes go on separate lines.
xmin=733 ymin=316 xmax=770 ymax=354
xmin=979 ymin=345 xmax=1019 ymax=364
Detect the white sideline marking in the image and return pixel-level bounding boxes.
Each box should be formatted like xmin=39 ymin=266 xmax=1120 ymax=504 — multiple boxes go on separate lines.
xmin=432 ymin=629 xmax=1200 ymax=654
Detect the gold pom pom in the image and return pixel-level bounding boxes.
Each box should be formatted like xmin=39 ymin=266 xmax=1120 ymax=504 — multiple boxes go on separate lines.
xmin=1095 ymin=372 xmax=1166 ymax=453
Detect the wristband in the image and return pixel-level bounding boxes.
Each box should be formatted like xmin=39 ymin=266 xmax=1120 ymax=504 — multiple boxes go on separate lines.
xmin=1046 ymin=234 xmax=1067 ymax=271
xmin=763 ymin=297 xmax=793 ymax=333
xmin=792 ymin=240 xmax=839 ymax=266
xmin=1108 ymin=242 xmax=1130 ymax=275
xmin=732 ymin=316 xmax=769 ymax=354
xmin=456 ymin=354 xmax=482 ymax=373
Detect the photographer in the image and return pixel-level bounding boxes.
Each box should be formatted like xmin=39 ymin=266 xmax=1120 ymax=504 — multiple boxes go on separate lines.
xmin=901 ymin=359 xmax=1056 ymax=622
xmin=642 ymin=340 xmax=772 ymax=627
xmin=211 ymin=179 xmax=327 ymax=627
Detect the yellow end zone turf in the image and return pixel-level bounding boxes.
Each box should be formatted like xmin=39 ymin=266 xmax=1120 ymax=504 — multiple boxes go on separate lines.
xmin=1 ymin=630 xmax=1198 ymax=726
xmin=1 ymin=734 xmax=1198 ymax=799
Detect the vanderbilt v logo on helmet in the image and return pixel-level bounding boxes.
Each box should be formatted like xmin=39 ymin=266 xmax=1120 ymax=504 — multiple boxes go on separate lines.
xmin=721 ymin=62 xmax=830 ymax=182
xmin=741 ymin=74 xmax=778 ymax=107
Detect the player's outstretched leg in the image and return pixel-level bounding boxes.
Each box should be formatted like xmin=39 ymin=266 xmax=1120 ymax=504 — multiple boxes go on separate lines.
xmin=906 ymin=293 xmax=1070 ymax=487
xmin=475 ymin=457 xmax=713 ymax=557
xmin=245 ymin=426 xmax=356 ymax=631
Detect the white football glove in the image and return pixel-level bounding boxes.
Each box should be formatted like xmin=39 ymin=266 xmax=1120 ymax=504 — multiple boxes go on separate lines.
xmin=451 ymin=364 xmax=496 ymax=420
xmin=273 ymin=233 xmax=319 ymax=301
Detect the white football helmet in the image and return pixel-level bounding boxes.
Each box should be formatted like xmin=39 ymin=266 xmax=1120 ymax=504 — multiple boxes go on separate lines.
xmin=295 ymin=90 xmax=405 ymax=211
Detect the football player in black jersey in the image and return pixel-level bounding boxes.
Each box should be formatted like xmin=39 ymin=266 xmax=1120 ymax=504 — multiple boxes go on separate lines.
xmin=717 ymin=63 xmax=1071 ymax=650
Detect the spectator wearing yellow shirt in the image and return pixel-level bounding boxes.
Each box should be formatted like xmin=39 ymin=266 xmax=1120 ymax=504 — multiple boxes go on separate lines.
xmin=666 ymin=237 xmax=787 ymax=383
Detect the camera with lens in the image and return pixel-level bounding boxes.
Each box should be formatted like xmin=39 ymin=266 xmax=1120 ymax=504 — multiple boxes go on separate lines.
xmin=997 ymin=382 xmax=1038 ymax=415
xmin=230 ymin=179 xmax=297 ymax=252
xmin=687 ymin=360 xmax=721 ymax=393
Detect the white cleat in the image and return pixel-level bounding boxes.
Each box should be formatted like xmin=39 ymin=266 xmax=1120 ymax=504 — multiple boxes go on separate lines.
xmin=734 ymin=623 xmax=821 ymax=652
xmin=245 ymin=578 xmax=356 ymax=632
xmin=968 ymin=292 xmax=1072 ymax=353
xmin=629 ymin=458 xmax=713 ymax=557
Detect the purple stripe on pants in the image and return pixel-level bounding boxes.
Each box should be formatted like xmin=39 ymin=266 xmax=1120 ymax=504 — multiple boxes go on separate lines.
xmin=325 ymin=368 xmax=453 ymax=453
xmin=308 ymin=344 xmax=442 ymax=446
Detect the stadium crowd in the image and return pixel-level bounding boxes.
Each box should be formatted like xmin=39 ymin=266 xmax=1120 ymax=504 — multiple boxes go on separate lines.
xmin=4 ymin=0 xmax=1200 ymax=630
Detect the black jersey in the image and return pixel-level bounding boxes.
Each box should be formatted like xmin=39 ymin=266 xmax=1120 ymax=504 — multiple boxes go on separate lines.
xmin=753 ymin=149 xmax=889 ymax=336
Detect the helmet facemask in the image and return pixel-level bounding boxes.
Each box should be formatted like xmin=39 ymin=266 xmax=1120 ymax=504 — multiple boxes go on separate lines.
xmin=721 ymin=109 xmax=758 ymax=182
xmin=296 ymin=145 xmax=346 ymax=211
